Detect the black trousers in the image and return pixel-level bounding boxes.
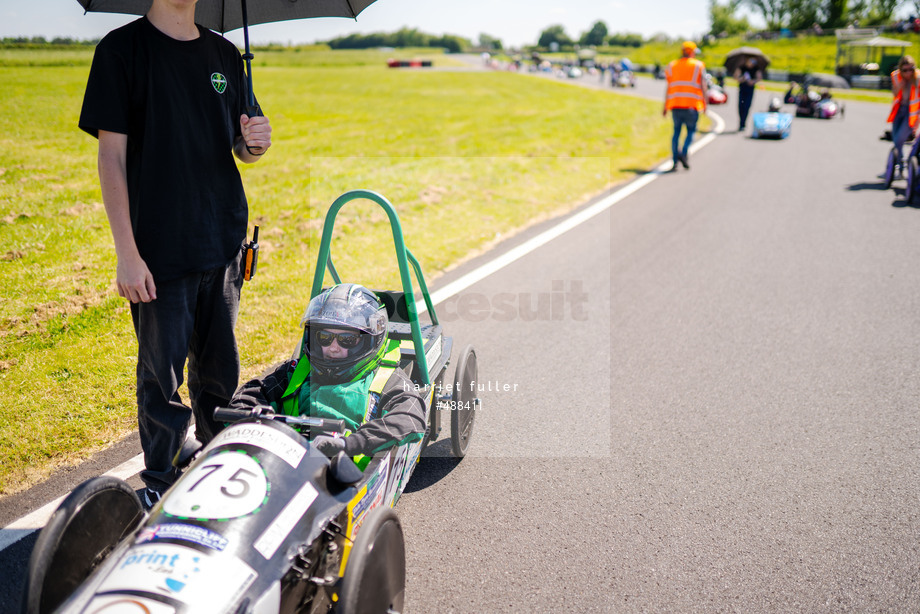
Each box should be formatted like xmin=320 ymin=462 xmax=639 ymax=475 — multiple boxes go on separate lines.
xmin=738 ymin=84 xmax=755 ymax=128
xmin=130 ymin=251 xmax=243 ymax=493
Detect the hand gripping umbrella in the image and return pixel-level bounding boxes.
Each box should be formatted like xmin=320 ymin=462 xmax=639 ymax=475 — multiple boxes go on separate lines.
xmin=76 ymin=0 xmax=380 ymax=112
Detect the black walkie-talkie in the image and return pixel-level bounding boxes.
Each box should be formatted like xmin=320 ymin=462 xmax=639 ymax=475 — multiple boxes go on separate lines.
xmin=243 ymin=225 xmax=259 ymax=281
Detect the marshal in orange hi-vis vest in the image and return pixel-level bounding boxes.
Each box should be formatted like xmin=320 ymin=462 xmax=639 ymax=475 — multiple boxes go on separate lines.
xmin=665 ymin=57 xmax=706 ymax=112
xmin=888 ymin=69 xmax=920 ymax=129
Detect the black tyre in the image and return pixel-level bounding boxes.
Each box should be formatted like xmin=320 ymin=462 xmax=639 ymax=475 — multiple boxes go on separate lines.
xmin=22 ymin=476 xmax=144 ymax=614
xmin=450 ymin=345 xmax=478 ymax=458
xmin=885 ymin=148 xmax=897 ymax=189
xmin=909 ymin=157 xmax=919 ymax=205
xmin=338 ymin=507 xmax=406 ymax=614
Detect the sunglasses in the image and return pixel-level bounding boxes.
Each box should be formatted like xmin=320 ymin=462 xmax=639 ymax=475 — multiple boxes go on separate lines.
xmin=315 ymin=330 xmax=361 ymax=349
xmin=904 ymin=66 xmax=916 ymax=72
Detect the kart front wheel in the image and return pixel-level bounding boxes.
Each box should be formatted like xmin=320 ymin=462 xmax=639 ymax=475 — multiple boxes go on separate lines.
xmin=23 ymin=476 xmax=144 ymax=614
xmin=337 ymin=507 xmax=405 ymax=614
xmin=885 ymin=148 xmax=897 ymax=189
xmin=450 ymin=345 xmax=479 ymax=458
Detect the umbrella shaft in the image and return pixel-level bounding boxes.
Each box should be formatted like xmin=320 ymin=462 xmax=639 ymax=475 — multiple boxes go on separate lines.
xmin=240 ymin=0 xmax=255 ymax=108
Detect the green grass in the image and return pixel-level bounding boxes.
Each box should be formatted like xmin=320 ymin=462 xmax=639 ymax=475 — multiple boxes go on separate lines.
xmin=0 ymin=49 xmax=674 ymax=495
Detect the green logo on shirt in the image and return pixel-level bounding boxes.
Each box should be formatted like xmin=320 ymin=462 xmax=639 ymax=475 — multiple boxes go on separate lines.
xmin=211 ymin=72 xmax=227 ymax=94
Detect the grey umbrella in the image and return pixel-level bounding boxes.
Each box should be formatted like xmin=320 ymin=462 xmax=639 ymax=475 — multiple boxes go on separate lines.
xmin=805 ymin=73 xmax=851 ymax=89
xmin=723 ymin=46 xmax=770 ymax=75
xmin=76 ymin=0 xmax=380 ymax=110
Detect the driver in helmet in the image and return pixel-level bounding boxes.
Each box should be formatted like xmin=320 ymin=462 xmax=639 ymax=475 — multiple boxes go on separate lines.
xmin=229 ymin=283 xmax=426 ymax=458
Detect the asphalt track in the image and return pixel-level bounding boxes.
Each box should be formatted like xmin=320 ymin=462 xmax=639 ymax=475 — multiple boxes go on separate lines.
xmin=4 ymin=69 xmax=920 ymax=612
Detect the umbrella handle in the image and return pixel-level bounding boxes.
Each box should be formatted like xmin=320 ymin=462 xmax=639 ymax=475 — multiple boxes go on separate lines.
xmin=244 ymin=103 xmax=264 ymax=156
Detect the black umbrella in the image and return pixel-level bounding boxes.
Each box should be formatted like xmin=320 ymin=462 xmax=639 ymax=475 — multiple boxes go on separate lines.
xmin=76 ymin=0 xmax=380 ymax=111
xmin=723 ymin=46 xmax=770 ymax=75
xmin=804 ymin=72 xmax=851 ymax=89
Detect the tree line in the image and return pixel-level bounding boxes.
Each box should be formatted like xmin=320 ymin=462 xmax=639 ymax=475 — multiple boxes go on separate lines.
xmin=1 ymin=36 xmax=98 ymax=46
xmin=323 ymin=28 xmax=470 ymax=53
xmin=711 ymin=0 xmax=909 ymax=36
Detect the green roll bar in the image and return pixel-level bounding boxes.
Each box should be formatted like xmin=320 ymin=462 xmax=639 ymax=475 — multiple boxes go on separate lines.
xmin=310 ymin=189 xmax=438 ymax=385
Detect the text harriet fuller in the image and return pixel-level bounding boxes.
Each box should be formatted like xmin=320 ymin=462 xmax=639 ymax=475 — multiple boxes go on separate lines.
xmin=404 ymin=380 xmax=517 ymax=393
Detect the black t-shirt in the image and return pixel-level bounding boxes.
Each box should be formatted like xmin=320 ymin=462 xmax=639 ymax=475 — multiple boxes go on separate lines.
xmin=79 ymin=17 xmax=251 ymax=281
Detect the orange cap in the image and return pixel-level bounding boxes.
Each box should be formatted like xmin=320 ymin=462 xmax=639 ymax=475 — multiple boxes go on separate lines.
xmin=682 ymin=41 xmax=697 ymax=54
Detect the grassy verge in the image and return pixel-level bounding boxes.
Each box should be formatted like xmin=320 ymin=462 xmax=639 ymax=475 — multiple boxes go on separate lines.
xmin=0 ymin=50 xmax=674 ymax=495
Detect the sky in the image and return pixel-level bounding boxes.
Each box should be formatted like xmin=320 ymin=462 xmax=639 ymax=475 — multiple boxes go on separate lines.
xmin=2 ymin=0 xmax=736 ymax=49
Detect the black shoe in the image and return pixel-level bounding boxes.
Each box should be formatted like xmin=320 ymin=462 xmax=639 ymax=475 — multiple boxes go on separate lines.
xmin=140 ymin=487 xmax=162 ymax=512
xmin=668 ymin=162 xmax=678 ymax=172
xmin=679 ymin=154 xmax=689 ymax=170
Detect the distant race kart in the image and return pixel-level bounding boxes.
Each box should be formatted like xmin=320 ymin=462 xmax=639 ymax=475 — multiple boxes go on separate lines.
xmin=786 ymin=82 xmax=844 ymax=119
xmin=614 ymin=70 xmax=636 ymax=88
xmin=752 ymin=110 xmax=793 ymax=139
xmin=22 ymin=190 xmax=480 ymax=614
xmin=707 ymin=85 xmax=728 ymax=105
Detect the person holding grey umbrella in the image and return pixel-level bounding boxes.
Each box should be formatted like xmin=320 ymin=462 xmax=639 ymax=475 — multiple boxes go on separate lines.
xmin=734 ymin=56 xmax=762 ymax=132
xmin=78 ymin=0 xmax=272 ymax=510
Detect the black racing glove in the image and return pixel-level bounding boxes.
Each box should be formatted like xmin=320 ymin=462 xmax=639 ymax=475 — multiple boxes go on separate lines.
xmin=312 ymin=435 xmax=346 ymax=457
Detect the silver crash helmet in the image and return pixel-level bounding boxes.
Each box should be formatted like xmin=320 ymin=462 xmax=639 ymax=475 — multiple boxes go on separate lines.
xmin=768 ymin=97 xmax=782 ymax=112
xmin=300 ymin=283 xmax=388 ymax=384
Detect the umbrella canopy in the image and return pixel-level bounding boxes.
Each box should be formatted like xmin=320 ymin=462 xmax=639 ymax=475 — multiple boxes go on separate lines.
xmin=723 ymin=46 xmax=770 ymax=75
xmin=76 ymin=0 xmax=380 ymax=108
xmin=805 ymin=73 xmax=851 ymax=89
xmin=76 ymin=0 xmax=379 ymax=34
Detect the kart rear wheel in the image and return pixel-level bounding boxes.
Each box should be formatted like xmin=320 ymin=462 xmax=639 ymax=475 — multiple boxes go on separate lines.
xmin=908 ymin=157 xmax=919 ymax=205
xmin=337 ymin=507 xmax=405 ymax=614
xmin=885 ymin=148 xmax=897 ymax=189
xmin=22 ymin=476 xmax=144 ymax=614
xmin=450 ymin=345 xmax=478 ymax=458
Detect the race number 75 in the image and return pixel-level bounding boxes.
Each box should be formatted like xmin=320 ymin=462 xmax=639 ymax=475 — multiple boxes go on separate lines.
xmin=163 ymin=451 xmax=269 ymax=520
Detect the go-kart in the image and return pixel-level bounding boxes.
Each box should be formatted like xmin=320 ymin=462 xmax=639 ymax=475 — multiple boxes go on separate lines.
xmin=707 ymin=85 xmax=728 ymax=105
xmin=752 ymin=109 xmax=792 ymax=139
xmin=21 ymin=190 xmax=480 ymax=614
xmin=614 ymin=69 xmax=636 ymax=88
xmin=752 ymin=100 xmax=793 ymax=139
xmin=786 ymin=82 xmax=844 ymax=119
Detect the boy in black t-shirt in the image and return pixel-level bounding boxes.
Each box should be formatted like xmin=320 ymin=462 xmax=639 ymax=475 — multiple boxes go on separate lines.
xmin=79 ymin=0 xmax=272 ymax=510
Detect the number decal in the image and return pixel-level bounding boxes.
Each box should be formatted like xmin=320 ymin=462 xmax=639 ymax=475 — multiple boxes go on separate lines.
xmin=222 ymin=468 xmax=256 ymax=498
xmin=163 ymin=451 xmax=269 ymax=520
xmin=189 ymin=463 xmax=222 ymax=492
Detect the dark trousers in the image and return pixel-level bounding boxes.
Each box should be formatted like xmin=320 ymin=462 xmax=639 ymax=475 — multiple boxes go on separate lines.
xmin=738 ymin=84 xmax=755 ymax=129
xmin=130 ymin=252 xmax=243 ymax=493
xmin=893 ymin=105 xmax=912 ymax=163
xmin=671 ymin=108 xmax=699 ymax=162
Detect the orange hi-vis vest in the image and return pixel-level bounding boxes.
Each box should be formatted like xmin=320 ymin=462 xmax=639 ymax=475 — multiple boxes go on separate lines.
xmin=888 ymin=69 xmax=920 ymax=128
xmin=665 ymin=57 xmax=706 ymax=111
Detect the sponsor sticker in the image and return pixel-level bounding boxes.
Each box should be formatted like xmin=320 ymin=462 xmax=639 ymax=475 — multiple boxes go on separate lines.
xmin=136 ymin=524 xmax=228 ymax=552
xmin=425 ymin=335 xmax=442 ymax=372
xmin=385 ymin=446 xmax=409 ymax=508
xmin=349 ymin=453 xmax=390 ymax=539
xmin=253 ymin=481 xmax=319 ymax=560
xmin=210 ymin=423 xmax=306 ymax=468
xmin=98 ymin=543 xmax=256 ymax=609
